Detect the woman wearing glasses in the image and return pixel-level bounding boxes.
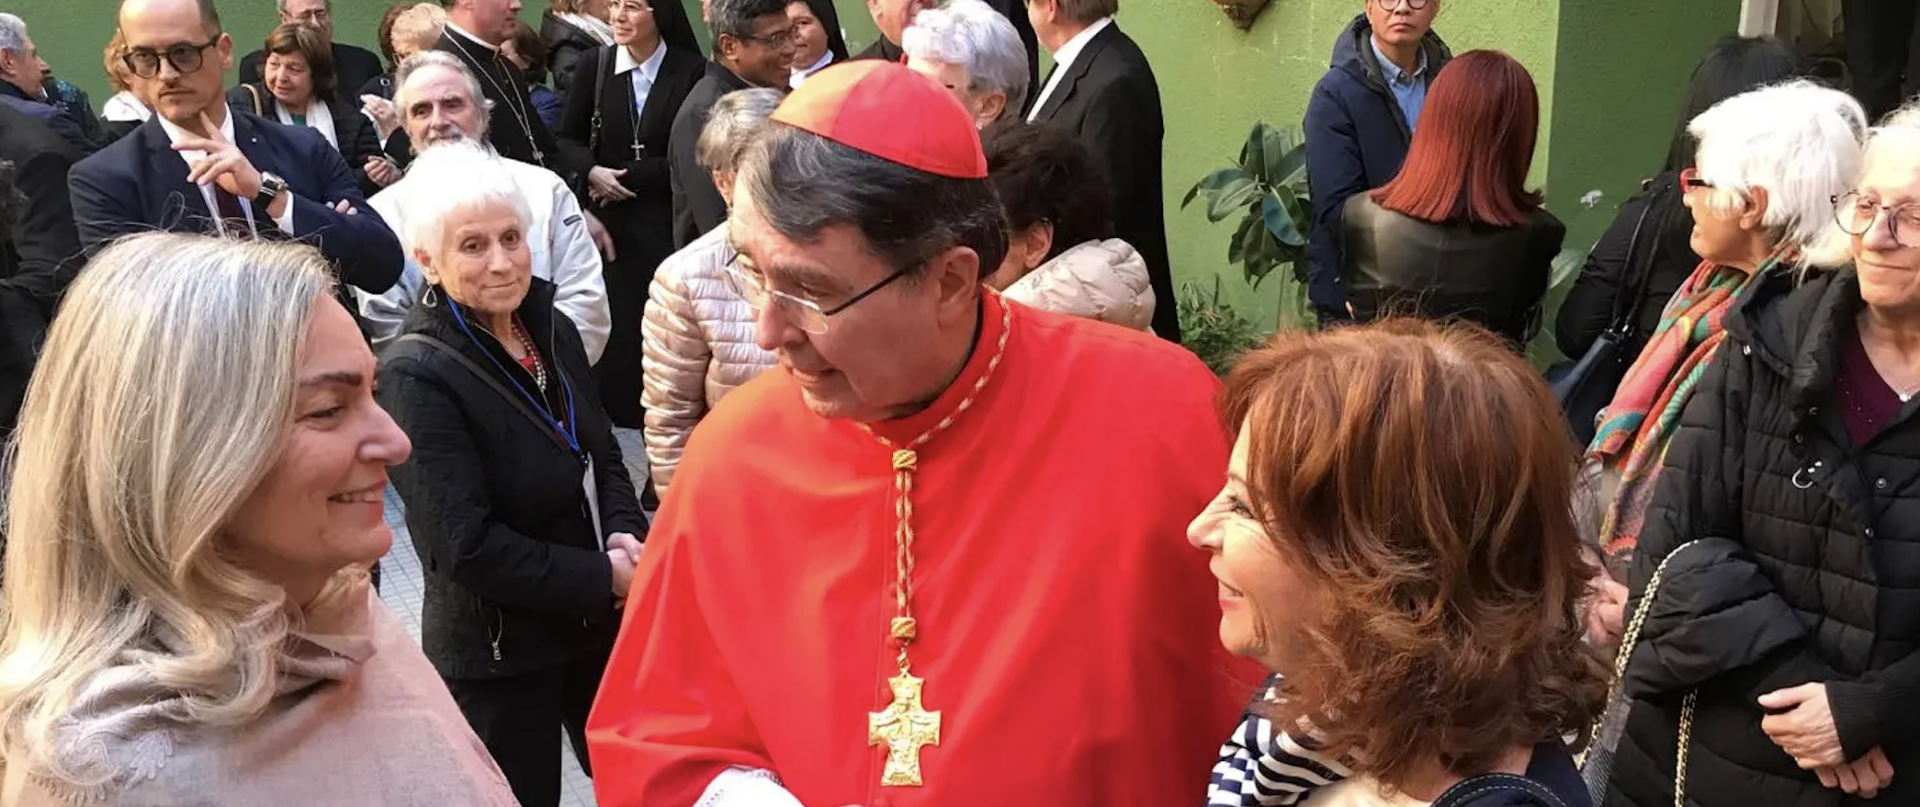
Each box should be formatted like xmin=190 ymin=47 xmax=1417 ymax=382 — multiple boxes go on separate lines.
xmin=1602 ymin=104 xmax=1920 ymax=807
xmin=638 ymin=87 xmax=781 ymax=496
xmin=555 ymin=0 xmax=703 ymax=445
xmin=1579 ymin=81 xmax=1864 ymax=637
xmin=376 ymin=146 xmax=646 ymax=807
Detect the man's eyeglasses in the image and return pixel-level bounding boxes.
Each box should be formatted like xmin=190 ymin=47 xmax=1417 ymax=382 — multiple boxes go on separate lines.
xmin=288 ymin=8 xmax=331 ymax=25
xmin=740 ymin=26 xmax=798 ymax=49
xmin=1374 ymin=0 xmax=1432 ymax=10
xmin=122 ymin=39 xmax=221 ymax=79
xmin=720 ymin=252 xmax=911 ymax=335
xmin=1834 ymin=192 xmax=1920 ymax=248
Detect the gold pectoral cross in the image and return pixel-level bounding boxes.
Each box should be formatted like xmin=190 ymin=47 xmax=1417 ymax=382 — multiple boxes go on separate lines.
xmin=868 ymin=670 xmax=941 ymax=786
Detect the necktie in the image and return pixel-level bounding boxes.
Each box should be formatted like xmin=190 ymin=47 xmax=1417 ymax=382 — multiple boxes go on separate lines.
xmin=213 ymin=186 xmax=255 ymax=238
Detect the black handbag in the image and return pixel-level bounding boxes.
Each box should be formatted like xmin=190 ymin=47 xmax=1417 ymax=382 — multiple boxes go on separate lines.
xmin=1431 ymin=772 xmax=1570 ymax=807
xmin=1550 ymin=179 xmax=1667 ymax=446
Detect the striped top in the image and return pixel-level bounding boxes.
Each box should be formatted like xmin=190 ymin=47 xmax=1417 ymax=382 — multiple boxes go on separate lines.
xmin=1207 ymin=674 xmax=1352 ymax=806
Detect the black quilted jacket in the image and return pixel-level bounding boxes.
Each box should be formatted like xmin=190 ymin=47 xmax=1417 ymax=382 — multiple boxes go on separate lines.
xmin=1606 ymin=268 xmax=1920 ymax=807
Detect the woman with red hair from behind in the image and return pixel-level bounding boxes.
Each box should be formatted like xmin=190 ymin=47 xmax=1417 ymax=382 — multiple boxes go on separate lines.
xmin=1339 ymin=50 xmax=1564 ymax=347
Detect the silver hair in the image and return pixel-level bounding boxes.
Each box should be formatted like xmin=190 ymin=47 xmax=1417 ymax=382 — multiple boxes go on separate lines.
xmin=1688 ymin=79 xmax=1865 ymax=268
xmin=901 ymin=0 xmax=1029 ymax=120
xmin=0 ymin=14 xmax=28 ymax=58
xmin=394 ymin=51 xmax=494 ymax=144
xmin=276 ymin=0 xmax=334 ymax=13
xmin=397 ymin=141 xmax=534 ymax=264
xmin=695 ymin=88 xmax=784 ymax=172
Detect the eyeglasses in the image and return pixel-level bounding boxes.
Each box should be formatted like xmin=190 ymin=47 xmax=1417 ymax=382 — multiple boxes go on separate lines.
xmin=1373 ymin=0 xmax=1432 ymax=10
xmin=122 ymin=38 xmax=221 ymax=79
xmin=721 ymin=252 xmax=911 ymax=335
xmin=1834 ymin=192 xmax=1920 ymax=248
xmin=609 ymin=0 xmax=653 ymax=15
xmin=739 ymin=26 xmax=797 ymax=49
xmin=288 ymin=8 xmax=331 ymax=24
xmin=1679 ymin=167 xmax=1715 ymax=192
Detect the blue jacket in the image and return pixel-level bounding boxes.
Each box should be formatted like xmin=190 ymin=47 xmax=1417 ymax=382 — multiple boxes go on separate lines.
xmin=68 ymin=111 xmax=403 ymax=296
xmin=1303 ymin=15 xmax=1450 ymax=322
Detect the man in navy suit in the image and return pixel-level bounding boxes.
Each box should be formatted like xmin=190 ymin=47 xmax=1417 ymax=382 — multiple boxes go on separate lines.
xmin=69 ymin=0 xmax=401 ymax=297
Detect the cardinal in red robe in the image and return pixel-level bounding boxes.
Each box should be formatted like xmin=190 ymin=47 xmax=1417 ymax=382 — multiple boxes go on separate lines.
xmin=586 ymin=60 xmax=1256 ymax=807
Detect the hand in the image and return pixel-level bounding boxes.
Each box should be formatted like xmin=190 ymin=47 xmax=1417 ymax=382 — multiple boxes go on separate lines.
xmin=1582 ymin=575 xmax=1628 ymax=649
xmin=588 ymin=166 xmax=635 ymax=202
xmin=608 ymin=547 xmax=637 ymax=598
xmin=332 ymin=199 xmax=358 ymax=215
xmin=362 ymin=95 xmax=401 ymax=140
xmin=607 ymin=531 xmax=643 ymax=560
xmin=172 ymin=111 xmax=264 ymax=198
xmin=365 ymin=156 xmax=402 ymax=188
xmin=585 ymin=210 xmax=617 ymax=261
xmin=1814 ymin=747 xmax=1894 ymax=798
xmin=1760 ymin=683 xmax=1845 ymax=767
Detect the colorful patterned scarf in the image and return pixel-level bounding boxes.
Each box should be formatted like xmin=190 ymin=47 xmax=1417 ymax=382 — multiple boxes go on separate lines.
xmin=1589 ymin=251 xmax=1786 ymax=563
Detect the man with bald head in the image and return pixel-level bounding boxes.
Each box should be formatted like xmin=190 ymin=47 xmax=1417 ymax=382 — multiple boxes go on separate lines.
xmin=69 ymin=0 xmax=402 ymax=298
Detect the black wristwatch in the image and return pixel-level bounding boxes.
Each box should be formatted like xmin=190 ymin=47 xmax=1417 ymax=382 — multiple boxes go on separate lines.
xmin=254 ymin=171 xmax=288 ymax=210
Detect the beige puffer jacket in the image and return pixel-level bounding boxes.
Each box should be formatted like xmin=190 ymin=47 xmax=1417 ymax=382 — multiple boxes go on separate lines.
xmin=640 ymin=225 xmax=778 ymax=494
xmin=1001 ymin=238 xmax=1156 ymax=330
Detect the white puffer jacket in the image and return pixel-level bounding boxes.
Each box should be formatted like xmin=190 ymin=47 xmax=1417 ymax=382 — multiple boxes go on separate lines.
xmin=1001 ymin=238 xmax=1156 ymax=331
xmin=640 ymin=225 xmax=777 ymax=494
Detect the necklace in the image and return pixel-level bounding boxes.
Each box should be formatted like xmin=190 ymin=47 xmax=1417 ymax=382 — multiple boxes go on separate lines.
xmin=625 ymin=43 xmax=657 ymax=161
xmin=861 ymin=298 xmax=1013 ymax=789
xmin=509 ymin=316 xmax=548 ymax=393
xmin=446 ymin=33 xmax=545 ymax=166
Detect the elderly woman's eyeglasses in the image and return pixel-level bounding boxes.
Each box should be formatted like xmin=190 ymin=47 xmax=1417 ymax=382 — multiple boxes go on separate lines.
xmin=1373 ymin=0 xmax=1432 ymax=10
xmin=1834 ymin=192 xmax=1920 ymax=248
xmin=123 ymin=39 xmax=221 ymax=79
xmin=720 ymin=252 xmax=910 ymax=335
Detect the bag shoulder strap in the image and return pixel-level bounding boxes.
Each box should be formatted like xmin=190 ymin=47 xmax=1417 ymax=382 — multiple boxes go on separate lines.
xmin=1431 ymin=773 xmax=1568 ymax=807
xmin=1605 ymin=177 xmax=1672 ymax=335
xmin=242 ymin=83 xmax=264 ymax=116
xmin=589 ymin=45 xmax=611 ymax=153
xmin=388 ymin=333 xmax=574 ymax=457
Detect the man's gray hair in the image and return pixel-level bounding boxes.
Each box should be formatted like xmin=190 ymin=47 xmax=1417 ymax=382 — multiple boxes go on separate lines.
xmin=901 ymin=0 xmax=1029 ymax=120
xmin=696 ymin=88 xmax=784 ymax=173
xmin=710 ymin=0 xmax=789 ymax=43
xmin=277 ymin=0 xmax=333 ymax=12
xmin=738 ymin=125 xmax=1009 ymax=282
xmin=0 ymin=14 xmax=29 ymax=57
xmin=1688 ymin=79 xmax=1865 ymax=268
xmin=394 ymin=50 xmax=493 ymax=137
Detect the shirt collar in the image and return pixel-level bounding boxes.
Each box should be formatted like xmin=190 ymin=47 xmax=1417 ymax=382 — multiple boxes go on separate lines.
xmin=794 ymin=50 xmax=834 ymax=78
xmin=157 ymin=102 xmax=236 ymax=148
xmin=445 ymin=20 xmax=499 ymax=53
xmin=614 ymin=41 xmax=667 ymax=80
xmin=1050 ymin=16 xmax=1114 ymax=74
xmin=1369 ymin=36 xmax=1426 ymax=83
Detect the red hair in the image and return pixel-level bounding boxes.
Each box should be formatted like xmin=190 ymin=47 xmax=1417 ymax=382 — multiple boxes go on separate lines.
xmin=1371 ymin=50 xmax=1543 ymax=227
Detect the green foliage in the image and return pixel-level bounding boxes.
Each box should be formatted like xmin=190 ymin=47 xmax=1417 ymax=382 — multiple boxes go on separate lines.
xmin=1182 ymin=122 xmax=1312 ymax=289
xmin=1179 ymin=278 xmax=1267 ymax=377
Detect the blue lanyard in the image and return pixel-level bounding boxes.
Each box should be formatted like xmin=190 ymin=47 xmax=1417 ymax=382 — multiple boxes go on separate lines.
xmin=447 ymin=298 xmax=582 ymax=456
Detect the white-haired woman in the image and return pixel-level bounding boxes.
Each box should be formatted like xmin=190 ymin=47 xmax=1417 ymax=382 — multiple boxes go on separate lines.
xmin=1603 ymin=103 xmax=1920 ymax=806
xmin=376 ymin=146 xmax=645 ymax=807
xmin=0 ymin=234 xmax=514 ymax=805
xmin=640 ymin=87 xmax=782 ymax=496
xmin=902 ymin=0 xmax=1029 ymax=128
xmin=1583 ymin=82 xmax=1866 ymax=634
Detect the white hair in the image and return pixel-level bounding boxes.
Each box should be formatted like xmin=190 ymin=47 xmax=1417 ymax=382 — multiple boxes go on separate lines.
xmin=394 ymin=50 xmax=493 ymax=141
xmin=398 ymin=142 xmax=533 ymax=262
xmin=0 ymin=14 xmax=27 ymax=56
xmin=696 ymin=87 xmax=784 ymax=172
xmin=0 ymin=234 xmax=349 ymax=790
xmin=1859 ymin=102 xmax=1920 ymax=193
xmin=1688 ymin=79 xmax=1866 ymax=268
xmin=901 ymin=0 xmax=1029 ymax=119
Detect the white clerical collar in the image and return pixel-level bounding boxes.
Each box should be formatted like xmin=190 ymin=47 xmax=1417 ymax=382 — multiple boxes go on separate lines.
xmin=791 ymin=50 xmax=833 ymax=87
xmin=614 ymin=41 xmax=666 ymax=80
xmin=1049 ymin=16 xmax=1113 ymax=74
xmin=156 ymin=101 xmax=236 ymax=146
xmin=445 ymin=21 xmax=499 ymax=53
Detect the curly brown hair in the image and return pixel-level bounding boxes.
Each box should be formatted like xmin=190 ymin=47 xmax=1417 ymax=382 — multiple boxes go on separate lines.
xmin=1219 ymin=319 xmax=1608 ymax=787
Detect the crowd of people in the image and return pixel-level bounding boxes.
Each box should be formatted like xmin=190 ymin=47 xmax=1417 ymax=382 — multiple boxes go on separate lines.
xmin=0 ymin=0 xmax=1915 ymax=806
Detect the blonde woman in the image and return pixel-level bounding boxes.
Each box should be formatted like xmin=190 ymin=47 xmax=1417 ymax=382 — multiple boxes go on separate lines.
xmin=0 ymin=234 xmax=515 ymax=805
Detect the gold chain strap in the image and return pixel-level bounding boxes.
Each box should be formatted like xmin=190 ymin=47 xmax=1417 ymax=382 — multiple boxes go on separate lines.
xmin=1578 ymin=539 xmax=1701 ymax=805
xmin=863 ymin=300 xmax=1015 ymax=672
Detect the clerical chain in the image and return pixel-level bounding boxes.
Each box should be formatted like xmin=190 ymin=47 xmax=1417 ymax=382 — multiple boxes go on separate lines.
xmin=861 ymin=297 xmax=1014 ymax=789
xmin=446 ymin=34 xmax=546 ymax=167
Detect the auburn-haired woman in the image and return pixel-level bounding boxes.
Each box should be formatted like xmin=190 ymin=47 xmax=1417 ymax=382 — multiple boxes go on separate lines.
xmin=1339 ymin=50 xmax=1563 ymax=346
xmin=0 ymin=234 xmax=514 ymax=804
xmin=227 ymin=23 xmax=395 ymax=195
xmin=1194 ymin=319 xmax=1608 ymax=807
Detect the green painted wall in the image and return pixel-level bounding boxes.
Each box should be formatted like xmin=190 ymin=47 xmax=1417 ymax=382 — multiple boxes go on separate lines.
xmin=25 ymin=0 xmax=1739 ymax=326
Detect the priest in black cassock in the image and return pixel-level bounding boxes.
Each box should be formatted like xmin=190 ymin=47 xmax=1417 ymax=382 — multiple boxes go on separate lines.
xmin=423 ymin=0 xmax=568 ymax=178
xmin=668 ymin=0 xmax=794 ymax=248
xmin=854 ymin=0 xmax=1037 ymax=94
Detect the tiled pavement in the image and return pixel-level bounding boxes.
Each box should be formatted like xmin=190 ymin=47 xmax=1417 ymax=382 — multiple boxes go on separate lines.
xmin=377 ymin=486 xmax=599 ymax=807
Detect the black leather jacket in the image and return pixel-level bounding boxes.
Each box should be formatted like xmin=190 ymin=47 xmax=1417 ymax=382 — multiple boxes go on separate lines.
xmin=1340 ymin=194 xmax=1565 ymax=345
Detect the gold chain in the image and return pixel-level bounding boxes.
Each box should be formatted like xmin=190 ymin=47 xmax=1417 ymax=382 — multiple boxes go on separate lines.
xmin=861 ymin=299 xmax=1014 ymax=672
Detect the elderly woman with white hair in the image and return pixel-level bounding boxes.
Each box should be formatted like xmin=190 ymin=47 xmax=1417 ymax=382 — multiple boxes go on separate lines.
xmin=1584 ymin=81 xmax=1865 ymax=597
xmin=0 ymin=234 xmax=515 ymax=804
xmin=639 ymin=87 xmax=783 ymax=496
xmin=375 ymin=145 xmax=645 ymax=807
xmin=901 ymin=0 xmax=1029 ymax=128
xmin=1599 ymin=90 xmax=1920 ymax=807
